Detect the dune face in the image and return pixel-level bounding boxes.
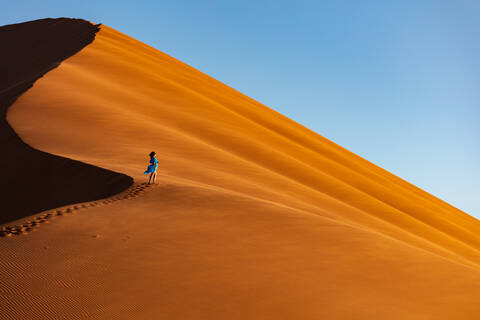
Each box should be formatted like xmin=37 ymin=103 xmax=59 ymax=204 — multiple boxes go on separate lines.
xmin=1 ymin=18 xmax=480 ymax=319
xmin=0 ymin=18 xmax=132 ymax=224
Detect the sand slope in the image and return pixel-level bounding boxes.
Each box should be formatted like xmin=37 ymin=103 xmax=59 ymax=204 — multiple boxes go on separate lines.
xmin=0 ymin=18 xmax=132 ymax=224
xmin=1 ymin=20 xmax=480 ymax=319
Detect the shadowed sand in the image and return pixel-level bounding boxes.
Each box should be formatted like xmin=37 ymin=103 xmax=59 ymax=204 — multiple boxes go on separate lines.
xmin=0 ymin=18 xmax=132 ymax=224
xmin=1 ymin=19 xmax=480 ymax=319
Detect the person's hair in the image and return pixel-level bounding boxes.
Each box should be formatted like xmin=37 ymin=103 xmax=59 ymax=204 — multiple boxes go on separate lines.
xmin=149 ymin=151 xmax=156 ymax=158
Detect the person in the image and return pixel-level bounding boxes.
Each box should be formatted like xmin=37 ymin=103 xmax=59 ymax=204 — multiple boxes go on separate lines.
xmin=144 ymin=151 xmax=158 ymax=184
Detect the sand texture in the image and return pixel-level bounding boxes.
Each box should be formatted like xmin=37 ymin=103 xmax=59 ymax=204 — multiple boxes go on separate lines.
xmin=1 ymin=19 xmax=480 ymax=319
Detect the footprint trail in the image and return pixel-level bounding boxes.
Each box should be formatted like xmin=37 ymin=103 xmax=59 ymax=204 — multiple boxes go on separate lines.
xmin=0 ymin=182 xmax=155 ymax=238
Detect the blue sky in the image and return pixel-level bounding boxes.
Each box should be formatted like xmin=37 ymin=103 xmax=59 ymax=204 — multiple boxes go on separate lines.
xmin=2 ymin=1 xmax=479 ymax=217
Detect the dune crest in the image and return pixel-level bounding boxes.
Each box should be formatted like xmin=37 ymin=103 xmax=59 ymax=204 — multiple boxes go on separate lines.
xmin=1 ymin=18 xmax=480 ymax=319
xmin=0 ymin=18 xmax=132 ymax=224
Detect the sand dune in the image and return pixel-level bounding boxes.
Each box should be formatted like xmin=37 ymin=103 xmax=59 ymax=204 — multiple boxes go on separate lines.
xmin=0 ymin=18 xmax=132 ymax=224
xmin=1 ymin=18 xmax=480 ymax=319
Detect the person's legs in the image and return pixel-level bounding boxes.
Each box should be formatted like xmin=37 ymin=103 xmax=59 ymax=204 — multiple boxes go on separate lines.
xmin=148 ymin=172 xmax=153 ymax=184
xmin=152 ymin=172 xmax=157 ymax=184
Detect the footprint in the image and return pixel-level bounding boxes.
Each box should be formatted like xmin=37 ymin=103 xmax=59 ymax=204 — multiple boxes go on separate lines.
xmin=2 ymin=182 xmax=154 ymax=240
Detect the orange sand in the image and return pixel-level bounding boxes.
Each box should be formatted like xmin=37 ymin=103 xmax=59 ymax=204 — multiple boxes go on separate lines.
xmin=1 ymin=23 xmax=480 ymax=319
xmin=0 ymin=19 xmax=131 ymax=224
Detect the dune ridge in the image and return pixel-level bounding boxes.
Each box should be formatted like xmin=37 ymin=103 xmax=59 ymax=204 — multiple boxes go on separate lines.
xmin=1 ymin=18 xmax=480 ymax=319
xmin=0 ymin=18 xmax=133 ymax=224
xmin=0 ymin=182 xmax=154 ymax=237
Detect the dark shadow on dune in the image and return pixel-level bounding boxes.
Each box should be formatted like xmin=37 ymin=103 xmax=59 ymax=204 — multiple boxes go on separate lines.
xmin=0 ymin=18 xmax=133 ymax=224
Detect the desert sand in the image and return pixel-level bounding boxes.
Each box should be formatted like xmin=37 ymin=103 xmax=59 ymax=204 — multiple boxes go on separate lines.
xmin=0 ymin=18 xmax=132 ymax=224
xmin=1 ymin=18 xmax=480 ymax=319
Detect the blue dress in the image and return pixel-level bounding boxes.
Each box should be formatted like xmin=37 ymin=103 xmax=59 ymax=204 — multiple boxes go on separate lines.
xmin=144 ymin=157 xmax=158 ymax=174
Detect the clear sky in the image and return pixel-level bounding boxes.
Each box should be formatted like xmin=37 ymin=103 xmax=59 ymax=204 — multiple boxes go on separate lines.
xmin=2 ymin=1 xmax=479 ymax=217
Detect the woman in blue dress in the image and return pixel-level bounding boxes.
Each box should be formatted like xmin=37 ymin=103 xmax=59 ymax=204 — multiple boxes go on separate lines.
xmin=144 ymin=151 xmax=158 ymax=184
